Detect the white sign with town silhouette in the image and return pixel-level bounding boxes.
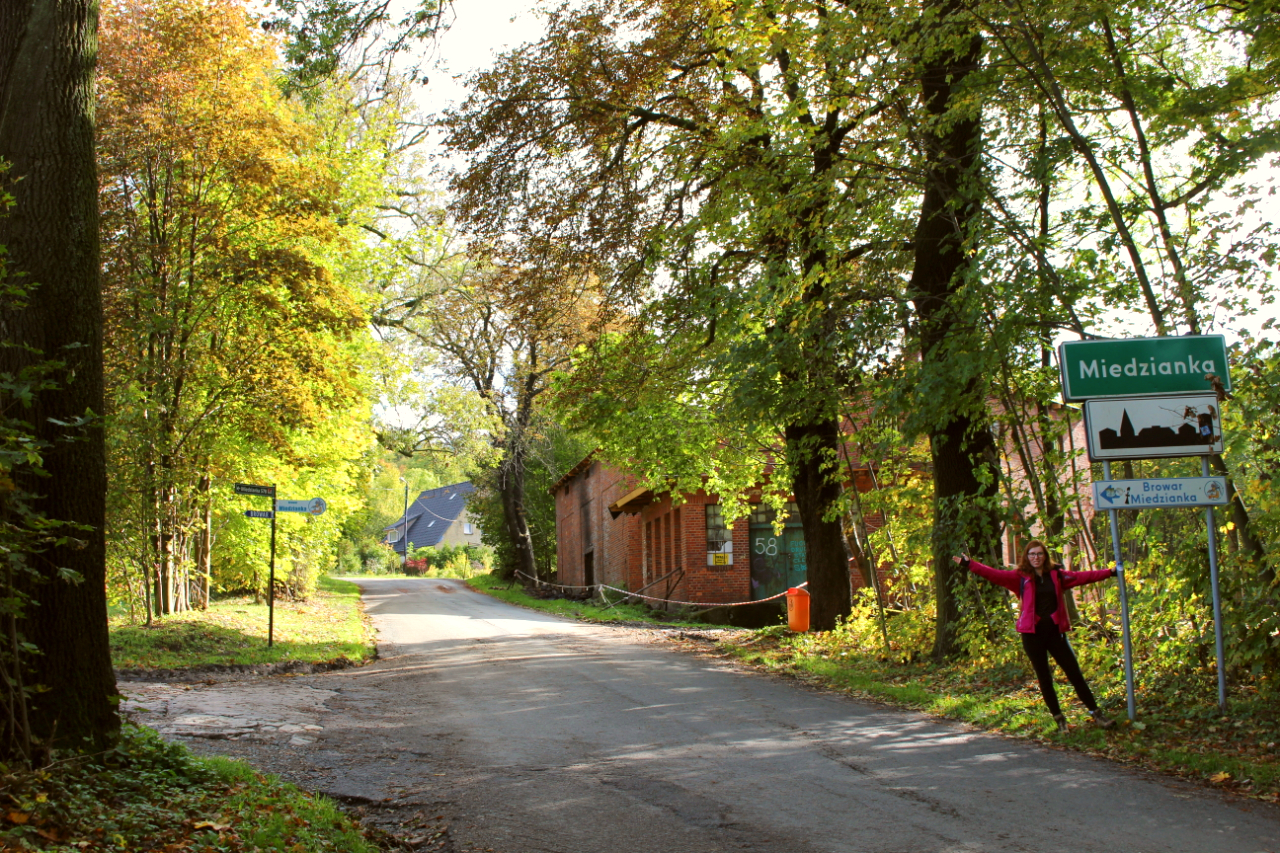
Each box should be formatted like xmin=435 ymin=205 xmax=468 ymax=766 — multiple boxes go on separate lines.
xmin=1082 ymin=393 xmax=1223 ymax=461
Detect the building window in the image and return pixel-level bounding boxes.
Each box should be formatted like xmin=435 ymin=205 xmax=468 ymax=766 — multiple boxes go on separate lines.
xmin=706 ymin=505 xmax=730 ymax=552
xmin=749 ymin=502 xmax=800 ymax=526
xmin=388 ymin=528 xmax=401 ymax=543
xmin=464 ymin=522 xmax=473 ymax=535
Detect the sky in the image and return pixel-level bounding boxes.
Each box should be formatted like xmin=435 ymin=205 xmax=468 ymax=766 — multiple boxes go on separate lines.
xmin=418 ymin=0 xmax=550 ymax=116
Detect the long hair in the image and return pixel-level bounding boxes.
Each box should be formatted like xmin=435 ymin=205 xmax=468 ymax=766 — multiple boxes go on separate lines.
xmin=1016 ymin=539 xmax=1060 ymax=575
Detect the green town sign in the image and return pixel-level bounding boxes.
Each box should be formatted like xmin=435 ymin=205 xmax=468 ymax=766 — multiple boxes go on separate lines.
xmin=1058 ymin=335 xmax=1230 ymax=401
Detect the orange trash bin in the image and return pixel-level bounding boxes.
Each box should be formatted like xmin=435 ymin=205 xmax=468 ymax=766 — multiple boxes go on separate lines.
xmin=786 ymin=587 xmax=810 ymax=633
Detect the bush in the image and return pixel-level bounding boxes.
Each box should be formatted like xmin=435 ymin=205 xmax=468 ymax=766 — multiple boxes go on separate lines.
xmin=406 ymin=543 xmax=493 ymax=578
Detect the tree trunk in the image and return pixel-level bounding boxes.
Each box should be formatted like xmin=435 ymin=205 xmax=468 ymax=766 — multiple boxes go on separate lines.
xmin=907 ymin=0 xmax=1000 ymax=659
xmin=499 ymin=437 xmax=539 ymax=584
xmin=0 ymin=0 xmax=118 ymax=757
xmin=785 ymin=419 xmax=852 ymax=631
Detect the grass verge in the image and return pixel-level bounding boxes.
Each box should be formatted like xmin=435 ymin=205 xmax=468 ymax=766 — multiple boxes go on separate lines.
xmin=110 ymin=576 xmax=375 ymax=670
xmin=467 ymin=573 xmax=704 ymax=626
xmin=0 ymin=725 xmax=391 ymax=852
xmin=710 ymin=626 xmax=1280 ymax=803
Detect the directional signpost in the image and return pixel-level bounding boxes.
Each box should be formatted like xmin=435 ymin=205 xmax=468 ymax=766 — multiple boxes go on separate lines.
xmin=1092 ymin=477 xmax=1228 ymax=509
xmin=1059 ymin=334 xmax=1231 ymax=716
xmin=236 ymin=483 xmax=279 ymax=647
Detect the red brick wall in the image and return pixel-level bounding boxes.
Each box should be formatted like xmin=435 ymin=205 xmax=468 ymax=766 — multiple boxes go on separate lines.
xmin=635 ymin=490 xmax=752 ymax=605
xmin=553 ymin=459 xmax=641 ymax=588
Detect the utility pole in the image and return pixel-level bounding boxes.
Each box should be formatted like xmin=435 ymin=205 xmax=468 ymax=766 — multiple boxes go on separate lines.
xmin=402 ymin=477 xmax=409 ymax=571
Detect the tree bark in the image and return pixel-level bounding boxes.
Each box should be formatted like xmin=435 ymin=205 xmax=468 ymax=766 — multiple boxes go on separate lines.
xmin=498 ymin=436 xmax=538 ymax=583
xmin=785 ymin=419 xmax=853 ymax=631
xmin=0 ymin=0 xmax=118 ymax=756
xmin=907 ymin=0 xmax=1001 ymax=659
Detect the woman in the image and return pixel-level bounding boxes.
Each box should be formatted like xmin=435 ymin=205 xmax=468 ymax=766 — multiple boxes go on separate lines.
xmin=953 ymin=540 xmax=1116 ymax=732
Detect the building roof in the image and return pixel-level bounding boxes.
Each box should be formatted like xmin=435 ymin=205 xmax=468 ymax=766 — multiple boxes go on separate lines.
xmin=384 ymin=481 xmax=476 ymax=552
xmin=550 ymin=451 xmax=598 ymax=494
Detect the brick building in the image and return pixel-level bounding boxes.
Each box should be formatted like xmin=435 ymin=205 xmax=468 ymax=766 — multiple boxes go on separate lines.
xmin=552 ymin=453 xmax=889 ymax=606
xmin=551 ymin=456 xmax=644 ymax=592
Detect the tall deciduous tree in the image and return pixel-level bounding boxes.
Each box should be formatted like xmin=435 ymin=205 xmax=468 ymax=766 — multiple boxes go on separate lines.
xmin=99 ymin=0 xmax=367 ymax=615
xmin=905 ymin=0 xmax=1004 ymax=658
xmin=0 ymin=0 xmax=119 ymax=757
xmin=377 ymin=254 xmax=602 ymax=582
xmin=445 ymin=0 xmax=920 ymax=629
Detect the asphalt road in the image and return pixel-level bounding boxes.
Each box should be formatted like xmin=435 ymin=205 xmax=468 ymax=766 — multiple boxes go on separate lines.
xmin=127 ymin=577 xmax=1280 ymax=853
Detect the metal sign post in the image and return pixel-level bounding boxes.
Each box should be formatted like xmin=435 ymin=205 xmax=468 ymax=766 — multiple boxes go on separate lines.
xmin=1063 ymin=335 xmax=1233 ymax=718
xmin=1202 ymin=456 xmax=1227 ymax=713
xmin=235 ymin=483 xmax=278 ymax=647
xmin=1102 ymin=461 xmax=1138 ymax=722
xmin=268 ymin=508 xmax=277 ymax=648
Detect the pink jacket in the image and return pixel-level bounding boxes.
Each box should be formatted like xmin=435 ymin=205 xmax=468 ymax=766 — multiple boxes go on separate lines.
xmin=965 ymin=559 xmax=1115 ymax=633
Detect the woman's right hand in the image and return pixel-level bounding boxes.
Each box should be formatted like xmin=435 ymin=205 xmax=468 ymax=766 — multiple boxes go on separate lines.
xmin=952 ymin=554 xmax=967 ymax=564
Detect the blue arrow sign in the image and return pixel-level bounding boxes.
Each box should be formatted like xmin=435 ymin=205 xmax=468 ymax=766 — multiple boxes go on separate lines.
xmin=1093 ymin=477 xmax=1228 ymax=508
xmin=244 ymin=509 xmax=274 ymax=519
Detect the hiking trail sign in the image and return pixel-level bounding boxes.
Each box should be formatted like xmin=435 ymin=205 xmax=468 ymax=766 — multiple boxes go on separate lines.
xmin=1058 ymin=335 xmax=1230 ymax=401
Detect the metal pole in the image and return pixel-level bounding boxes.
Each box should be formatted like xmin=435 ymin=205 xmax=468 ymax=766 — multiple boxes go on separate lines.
xmin=268 ymin=493 xmax=277 ymax=648
xmin=1201 ymin=456 xmax=1227 ymax=713
xmin=402 ymin=478 xmax=409 ymax=572
xmin=1103 ymin=461 xmax=1137 ymax=721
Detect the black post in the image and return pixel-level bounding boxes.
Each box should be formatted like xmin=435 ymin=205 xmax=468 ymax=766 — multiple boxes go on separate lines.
xmin=269 ymin=494 xmax=277 ymax=648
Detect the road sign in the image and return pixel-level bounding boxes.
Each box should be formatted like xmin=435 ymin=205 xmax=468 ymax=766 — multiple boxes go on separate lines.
xmin=275 ymin=497 xmax=328 ymax=516
xmin=1059 ymin=335 xmax=1230 ymax=401
xmin=1092 ymin=476 xmax=1228 ymax=509
xmin=1083 ymin=394 xmax=1223 ymax=461
xmin=244 ymin=510 xmax=274 ymax=519
xmin=234 ymin=482 xmax=276 ymax=497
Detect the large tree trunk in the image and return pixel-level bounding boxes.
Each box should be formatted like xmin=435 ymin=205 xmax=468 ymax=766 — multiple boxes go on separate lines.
xmin=498 ymin=437 xmax=539 ymax=584
xmin=785 ymin=419 xmax=852 ymax=631
xmin=0 ymin=0 xmax=118 ymax=757
xmin=907 ymin=0 xmax=1001 ymax=659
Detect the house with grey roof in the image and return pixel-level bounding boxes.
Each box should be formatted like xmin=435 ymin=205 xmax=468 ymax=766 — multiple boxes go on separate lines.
xmin=384 ymin=482 xmax=482 ymax=556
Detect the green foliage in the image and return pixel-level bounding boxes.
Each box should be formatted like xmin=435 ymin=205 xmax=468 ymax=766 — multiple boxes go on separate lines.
xmin=0 ymin=724 xmax=382 ymax=851
xmin=405 ymin=542 xmax=492 ymax=578
xmin=467 ymin=423 xmax=590 ymax=579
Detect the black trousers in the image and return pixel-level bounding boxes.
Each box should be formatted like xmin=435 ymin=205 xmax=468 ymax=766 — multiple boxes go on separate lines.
xmin=1020 ymin=620 xmax=1098 ymax=716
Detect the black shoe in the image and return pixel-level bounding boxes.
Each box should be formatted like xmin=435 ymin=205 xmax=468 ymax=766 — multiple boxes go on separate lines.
xmin=1090 ymin=708 xmax=1115 ymax=729
xmin=1052 ymin=713 xmax=1068 ymax=733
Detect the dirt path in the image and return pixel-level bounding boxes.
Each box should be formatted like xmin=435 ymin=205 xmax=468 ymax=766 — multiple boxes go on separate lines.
xmin=122 ymin=578 xmax=1280 ymax=853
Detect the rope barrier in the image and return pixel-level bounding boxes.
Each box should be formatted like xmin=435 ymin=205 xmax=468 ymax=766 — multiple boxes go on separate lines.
xmin=513 ymin=570 xmax=595 ymax=592
xmin=513 ymin=570 xmax=807 ymax=609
